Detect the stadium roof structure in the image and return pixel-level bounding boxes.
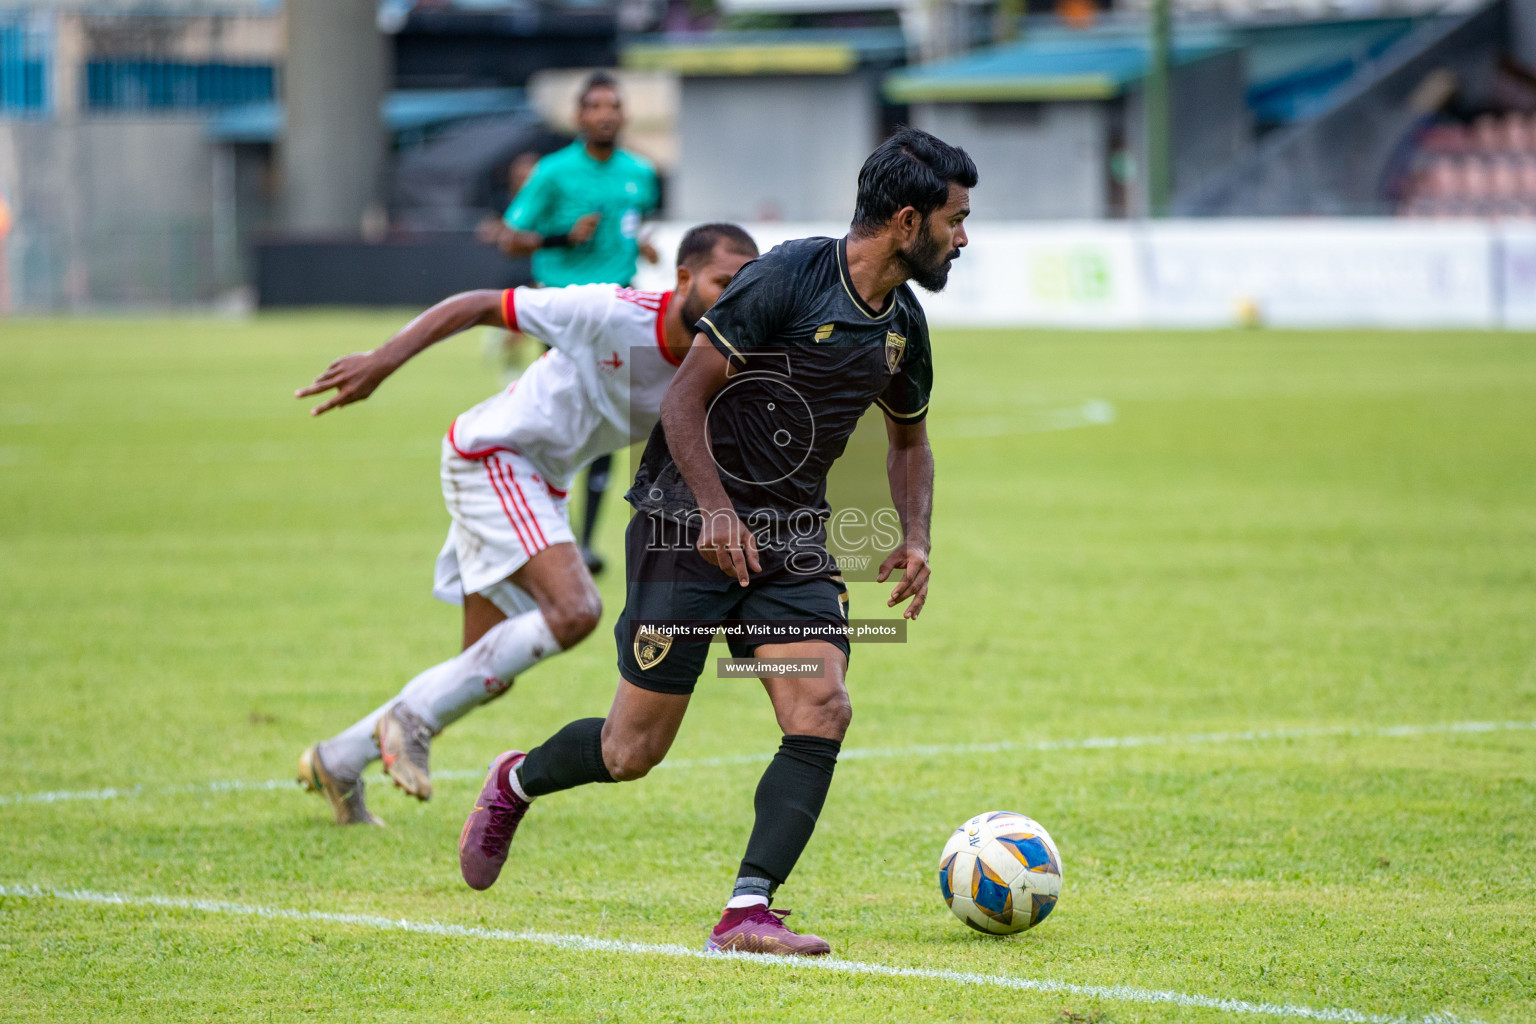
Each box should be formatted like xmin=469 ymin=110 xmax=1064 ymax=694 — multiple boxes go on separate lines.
xmin=884 ymin=27 xmax=1239 ymax=103
xmin=206 ymin=88 xmax=529 ymax=143
xmin=1237 ymin=15 xmax=1428 ymax=124
xmin=622 ymin=27 xmax=907 ymax=76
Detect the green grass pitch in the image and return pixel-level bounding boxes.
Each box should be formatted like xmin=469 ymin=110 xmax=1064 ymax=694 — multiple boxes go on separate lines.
xmin=1 ymin=314 xmax=1533 ymax=1023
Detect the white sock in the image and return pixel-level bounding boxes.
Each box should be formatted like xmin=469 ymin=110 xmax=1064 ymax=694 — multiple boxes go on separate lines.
xmin=397 ymin=609 xmax=562 ymax=731
xmin=725 ymin=894 xmax=770 ymax=910
xmin=317 ymin=701 xmax=389 ymax=782
xmin=504 ymin=760 xmax=531 ymax=802
xmin=317 ymin=611 xmax=562 ymax=780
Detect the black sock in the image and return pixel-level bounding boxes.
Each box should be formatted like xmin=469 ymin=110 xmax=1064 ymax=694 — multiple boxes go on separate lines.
xmin=736 ymin=734 xmax=841 ymax=891
xmin=515 ymin=717 xmax=615 ymax=798
xmin=580 ymin=454 xmax=612 ymax=548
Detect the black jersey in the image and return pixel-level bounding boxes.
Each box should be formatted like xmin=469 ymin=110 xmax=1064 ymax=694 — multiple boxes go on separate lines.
xmin=627 ymin=235 xmax=932 ymax=552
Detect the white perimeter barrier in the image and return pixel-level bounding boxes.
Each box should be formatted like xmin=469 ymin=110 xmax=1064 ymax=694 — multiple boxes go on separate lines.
xmin=632 ymin=219 xmax=1536 ymax=330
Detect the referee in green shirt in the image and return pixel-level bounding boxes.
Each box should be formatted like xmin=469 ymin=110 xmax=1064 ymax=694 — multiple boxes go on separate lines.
xmin=487 ymin=71 xmax=661 ymax=573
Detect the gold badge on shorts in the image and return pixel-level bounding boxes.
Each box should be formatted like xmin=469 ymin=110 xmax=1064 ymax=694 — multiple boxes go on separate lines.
xmin=885 ymin=331 xmax=907 ymax=373
xmin=634 ymin=626 xmax=672 ymax=670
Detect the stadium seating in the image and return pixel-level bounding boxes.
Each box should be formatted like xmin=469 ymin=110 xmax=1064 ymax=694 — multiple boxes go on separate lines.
xmin=1400 ymin=112 xmax=1536 ymax=218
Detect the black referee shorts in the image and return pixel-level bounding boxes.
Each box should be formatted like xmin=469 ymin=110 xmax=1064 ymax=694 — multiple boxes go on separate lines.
xmin=614 ymin=511 xmax=851 ymax=695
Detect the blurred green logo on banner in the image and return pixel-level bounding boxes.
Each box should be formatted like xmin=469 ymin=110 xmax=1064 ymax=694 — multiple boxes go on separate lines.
xmin=1029 ymin=248 xmax=1112 ymax=305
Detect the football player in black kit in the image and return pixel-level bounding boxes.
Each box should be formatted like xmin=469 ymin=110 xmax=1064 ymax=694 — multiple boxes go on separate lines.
xmin=459 ymin=128 xmax=977 ymax=956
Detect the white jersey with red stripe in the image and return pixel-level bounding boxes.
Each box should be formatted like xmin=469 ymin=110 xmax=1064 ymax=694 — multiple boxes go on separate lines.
xmin=447 ymin=284 xmax=681 ymax=494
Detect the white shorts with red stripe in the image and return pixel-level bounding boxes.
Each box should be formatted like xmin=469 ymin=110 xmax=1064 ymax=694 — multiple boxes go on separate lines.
xmin=431 ymin=438 xmax=575 ymax=616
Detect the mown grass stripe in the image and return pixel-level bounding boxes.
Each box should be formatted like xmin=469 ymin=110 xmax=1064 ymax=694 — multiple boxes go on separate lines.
xmin=0 ymin=883 xmax=1480 ymax=1024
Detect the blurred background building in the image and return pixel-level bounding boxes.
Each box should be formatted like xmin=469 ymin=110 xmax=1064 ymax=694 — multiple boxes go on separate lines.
xmin=2 ymin=0 xmax=1536 ymax=310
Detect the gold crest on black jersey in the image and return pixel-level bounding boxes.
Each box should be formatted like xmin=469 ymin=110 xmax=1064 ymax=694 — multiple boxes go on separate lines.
xmin=634 ymin=626 xmax=673 ymax=670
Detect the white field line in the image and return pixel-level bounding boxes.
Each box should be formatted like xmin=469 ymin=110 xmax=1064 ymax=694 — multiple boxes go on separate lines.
xmin=0 ymin=883 xmax=1481 ymax=1024
xmin=3 ymin=719 xmax=1532 ymax=809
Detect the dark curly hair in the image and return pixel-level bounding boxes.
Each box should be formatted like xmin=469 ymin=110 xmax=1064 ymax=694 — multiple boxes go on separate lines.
xmin=851 ymin=127 xmax=978 ymax=236
xmin=676 ymin=223 xmax=758 ymax=268
xmin=578 ymin=70 xmax=620 ymax=107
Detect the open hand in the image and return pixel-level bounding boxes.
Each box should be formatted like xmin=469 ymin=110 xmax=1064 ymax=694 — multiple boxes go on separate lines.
xmin=294 ymin=350 xmax=396 ymax=416
xmin=877 ymin=543 xmax=930 ymax=619
xmin=695 ymin=509 xmax=761 ymax=587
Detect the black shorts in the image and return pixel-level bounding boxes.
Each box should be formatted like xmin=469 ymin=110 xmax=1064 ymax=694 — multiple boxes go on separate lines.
xmin=614 ymin=511 xmax=851 ymax=694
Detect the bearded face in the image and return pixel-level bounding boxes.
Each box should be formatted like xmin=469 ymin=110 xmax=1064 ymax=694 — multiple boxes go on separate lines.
xmin=897 ymin=217 xmax=961 ymax=293
xmin=677 ymin=280 xmax=710 ymax=333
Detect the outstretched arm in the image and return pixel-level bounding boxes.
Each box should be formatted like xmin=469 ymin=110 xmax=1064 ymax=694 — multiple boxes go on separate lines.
xmin=295 ymin=289 xmax=507 ymax=416
xmin=877 ymin=416 xmax=933 ymax=619
xmin=659 ymin=337 xmax=762 ymax=586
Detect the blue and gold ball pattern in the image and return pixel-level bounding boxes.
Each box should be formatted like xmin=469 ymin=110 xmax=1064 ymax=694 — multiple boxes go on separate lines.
xmin=938 ymin=811 xmax=1062 ymax=935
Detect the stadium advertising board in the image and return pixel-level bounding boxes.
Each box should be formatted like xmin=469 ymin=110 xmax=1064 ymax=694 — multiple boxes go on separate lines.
xmin=916 ymin=224 xmax=1143 ymax=328
xmin=638 ymin=221 xmax=1141 ymax=326
xmin=1142 ymin=220 xmax=1496 ymax=328
xmin=1496 ymin=223 xmax=1536 ymax=330
xmin=639 ymin=219 xmax=1521 ymax=329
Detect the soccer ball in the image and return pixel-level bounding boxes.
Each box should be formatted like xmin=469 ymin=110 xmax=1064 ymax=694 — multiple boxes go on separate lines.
xmin=938 ymin=811 xmax=1062 ymax=934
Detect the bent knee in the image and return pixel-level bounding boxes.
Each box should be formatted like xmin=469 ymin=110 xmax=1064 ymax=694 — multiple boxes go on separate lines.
xmin=814 ymin=694 xmax=853 ymax=739
xmin=606 ymin=757 xmax=651 ymax=782
xmin=600 ymin=733 xmax=667 ymax=782
xmin=783 ymin=689 xmax=851 ymax=741
xmin=543 ymin=594 xmax=602 ymax=650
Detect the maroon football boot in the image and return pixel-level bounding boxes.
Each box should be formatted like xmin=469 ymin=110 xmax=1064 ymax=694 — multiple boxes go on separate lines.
xmin=706 ymin=905 xmax=832 ymax=956
xmin=458 ymin=750 xmax=528 ymax=891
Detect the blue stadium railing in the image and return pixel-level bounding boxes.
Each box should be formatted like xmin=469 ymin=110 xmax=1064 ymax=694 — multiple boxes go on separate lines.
xmin=0 ymin=18 xmax=50 ymax=117
xmin=84 ymin=61 xmax=276 ymax=112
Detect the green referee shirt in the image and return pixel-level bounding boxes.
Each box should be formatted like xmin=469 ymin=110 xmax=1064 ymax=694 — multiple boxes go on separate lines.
xmin=505 ymin=140 xmax=659 ymax=287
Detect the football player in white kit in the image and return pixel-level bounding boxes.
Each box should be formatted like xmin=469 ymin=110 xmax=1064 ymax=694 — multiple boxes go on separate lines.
xmin=293 ymin=223 xmax=759 ymax=825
